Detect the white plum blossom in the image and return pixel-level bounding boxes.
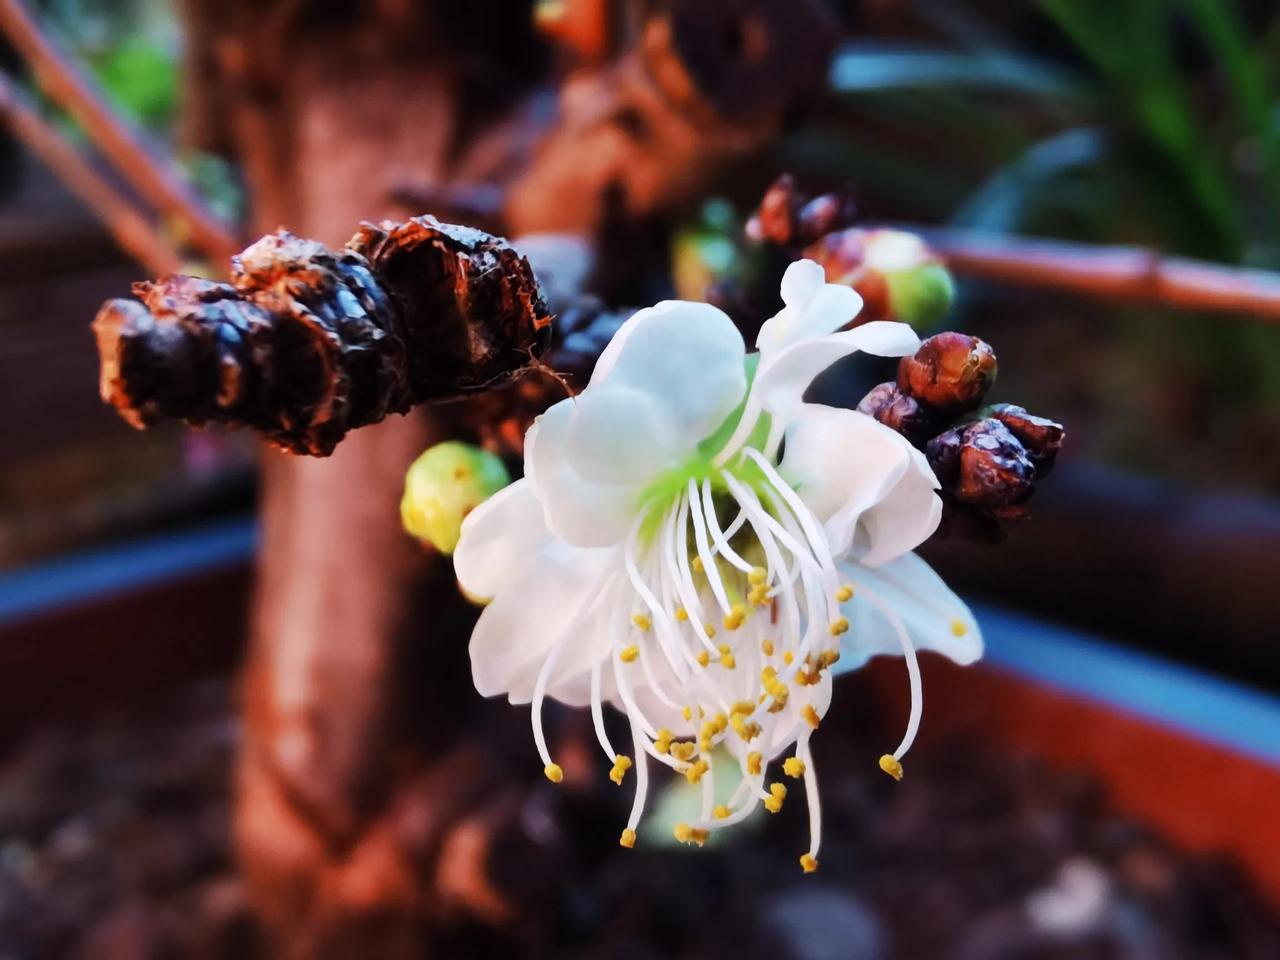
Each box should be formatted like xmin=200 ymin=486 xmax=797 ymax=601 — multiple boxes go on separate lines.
xmin=454 ymin=259 xmax=982 ymax=871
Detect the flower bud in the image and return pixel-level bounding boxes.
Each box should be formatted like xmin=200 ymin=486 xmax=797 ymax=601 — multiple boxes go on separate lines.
xmin=401 ymin=440 xmax=511 ymax=554
xmin=802 ymin=228 xmax=954 ymax=326
xmin=988 ymin=403 xmax=1065 ymax=477
xmin=856 ymin=381 xmax=936 ymax=442
xmin=745 ymin=174 xmax=801 ymax=246
xmin=926 ymin=419 xmax=1034 ymax=509
xmin=795 ymin=188 xmax=857 ymax=243
xmin=898 ymin=332 xmax=997 ymax=412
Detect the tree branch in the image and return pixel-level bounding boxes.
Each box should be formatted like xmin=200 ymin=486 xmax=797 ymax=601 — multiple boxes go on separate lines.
xmin=0 ymin=71 xmax=184 ymax=277
xmin=0 ymin=0 xmax=238 ymax=262
xmin=921 ymin=226 xmax=1280 ymax=323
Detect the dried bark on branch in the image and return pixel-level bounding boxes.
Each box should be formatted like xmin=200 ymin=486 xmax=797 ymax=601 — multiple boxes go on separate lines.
xmin=0 ymin=0 xmax=238 ymax=262
xmin=93 ymin=216 xmax=551 ymax=455
xmin=0 ymin=70 xmax=184 ymax=276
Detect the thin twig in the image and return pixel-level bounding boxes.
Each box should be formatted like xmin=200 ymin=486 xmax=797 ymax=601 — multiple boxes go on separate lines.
xmin=0 ymin=0 xmax=238 ymax=262
xmin=0 ymin=71 xmax=184 ymax=276
xmin=919 ymin=226 xmax=1280 ymax=322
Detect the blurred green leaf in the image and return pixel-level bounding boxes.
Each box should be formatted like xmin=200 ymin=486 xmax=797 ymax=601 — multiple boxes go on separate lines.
xmin=92 ymin=37 xmax=177 ymax=128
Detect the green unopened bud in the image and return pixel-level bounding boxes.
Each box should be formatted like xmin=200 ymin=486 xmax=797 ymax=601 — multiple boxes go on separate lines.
xmin=401 ymin=441 xmax=510 ymax=554
xmin=884 ymin=262 xmax=955 ymax=329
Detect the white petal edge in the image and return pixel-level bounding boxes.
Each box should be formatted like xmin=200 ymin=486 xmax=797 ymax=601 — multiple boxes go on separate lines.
xmin=526 ymin=398 xmax=639 ymax=548
xmin=454 ymin=478 xmax=547 ymax=601
xmin=469 ymin=539 xmax=614 ymax=704
xmin=585 ymin=299 xmax=747 ymax=450
xmin=781 ymin=404 xmax=915 ymax=560
xmin=753 ymin=320 xmax=921 ymax=421
xmin=850 ymin=444 xmax=942 ymax=567
xmin=832 ymin=552 xmax=982 ymax=671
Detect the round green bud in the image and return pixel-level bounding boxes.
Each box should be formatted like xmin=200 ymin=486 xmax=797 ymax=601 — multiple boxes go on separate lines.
xmin=401 ymin=441 xmax=510 ymax=555
xmin=884 ymin=262 xmax=956 ymax=329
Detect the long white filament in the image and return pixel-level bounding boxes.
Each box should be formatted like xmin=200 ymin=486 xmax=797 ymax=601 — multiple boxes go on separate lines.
xmin=524 ymin=425 xmax=936 ymax=869
xmin=850 ymin=577 xmax=923 ymax=760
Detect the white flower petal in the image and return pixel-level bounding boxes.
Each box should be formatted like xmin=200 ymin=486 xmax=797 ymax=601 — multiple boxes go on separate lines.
xmin=834 ymin=552 xmax=982 ymax=670
xmin=850 ymin=444 xmax=942 ymax=567
xmin=566 ymin=385 xmax=678 ymax=485
xmin=454 ymin=478 xmax=546 ymax=601
xmin=469 ymin=539 xmax=614 ymax=703
xmin=758 ymin=259 xmax=851 ymax=355
xmin=781 ymin=257 xmax=826 ymax=310
xmin=526 ymin=399 xmax=637 ymax=547
xmin=753 ymin=320 xmax=921 ymax=420
xmin=588 ymin=300 xmax=747 ymax=448
xmin=781 ymin=405 xmax=914 ymax=559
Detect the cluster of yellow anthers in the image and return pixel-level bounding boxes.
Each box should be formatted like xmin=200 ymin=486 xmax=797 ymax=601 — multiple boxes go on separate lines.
xmin=562 ymin=554 xmax=866 ymax=874
xmin=522 ymin=441 xmax=970 ymax=875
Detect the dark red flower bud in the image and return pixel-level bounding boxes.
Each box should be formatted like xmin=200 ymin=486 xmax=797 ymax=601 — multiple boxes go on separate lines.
xmin=796 ymin=188 xmax=857 ymax=243
xmin=856 ymin=381 xmax=936 ymax=442
xmin=745 ymin=174 xmax=801 ymax=246
xmin=988 ymin=403 xmax=1065 ymax=477
xmin=927 ymin=419 xmax=1034 ymax=509
xmin=898 ymin=332 xmax=997 ymax=412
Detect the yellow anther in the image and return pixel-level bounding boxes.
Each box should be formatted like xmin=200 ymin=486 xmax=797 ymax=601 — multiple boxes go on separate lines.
xmin=829 ymin=616 xmax=849 ymax=636
xmin=696 ymin=650 xmax=711 ymax=667
xmin=799 ymin=854 xmax=819 ymax=874
xmin=673 ymin=823 xmax=709 ymax=846
xmin=802 ymin=704 xmax=821 ymax=729
xmin=682 ymin=707 xmax=693 ymax=721
xmin=655 ymin=740 xmax=670 ymax=756
xmin=732 ymin=713 xmax=761 ymax=742
xmin=950 ymin=618 xmax=968 ymax=637
xmin=728 ymin=602 xmax=746 ymax=623
xmin=748 ymin=584 xmax=770 ymax=606
xmin=670 ymin=741 xmax=696 ymax=761
xmin=685 ymin=759 xmax=709 ymax=784
xmin=748 ymin=566 xmax=767 ymax=585
xmin=631 ymin=613 xmax=652 ymax=632
xmin=783 ymin=651 xmax=794 ymax=665
xmin=746 ymin=752 xmax=762 ymax=775
xmin=713 ymin=804 xmax=731 ymax=819
xmin=720 ymin=653 xmax=736 ymax=669
xmin=543 ymin=763 xmax=564 ymax=783
xmin=619 ymin=828 xmax=636 ymax=849
xmin=691 ymin=555 xmax=704 ymax=573
xmin=718 ymin=643 xmax=731 ymax=656
xmin=703 ymin=623 xmax=717 ymax=639
xmin=675 ymin=606 xmax=688 ymax=622
xmin=768 ymin=692 xmax=790 ymax=713
xmin=609 ymin=754 xmax=633 ymax=785
xmin=836 ymin=584 xmax=854 ymax=602
xmin=783 ymin=756 xmax=806 ymax=778
xmin=701 ymin=720 xmax=717 ymax=739
xmin=730 ymin=700 xmax=756 ymax=717
xmin=657 ymin=727 xmax=674 ymax=743
xmin=817 ymin=649 xmax=841 ymax=669
xmin=879 ymin=754 xmax=904 ymax=781
xmin=764 ymin=782 xmax=786 ymax=813
xmin=699 ymin=737 xmax=712 ymax=753
xmin=619 ymin=645 xmax=640 ymax=663
xmin=795 ymin=669 xmax=820 ymax=687
xmin=713 ymin=712 xmax=728 ymax=732
xmin=761 ymin=639 xmax=775 ymax=656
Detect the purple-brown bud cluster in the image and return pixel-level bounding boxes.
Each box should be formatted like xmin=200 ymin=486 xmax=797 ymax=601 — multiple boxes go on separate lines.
xmin=858 ymin=333 xmax=1065 ymax=537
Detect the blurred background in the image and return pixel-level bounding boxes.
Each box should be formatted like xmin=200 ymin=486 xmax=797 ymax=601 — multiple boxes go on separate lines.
xmin=1 ymin=0 xmax=1278 ymax=957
